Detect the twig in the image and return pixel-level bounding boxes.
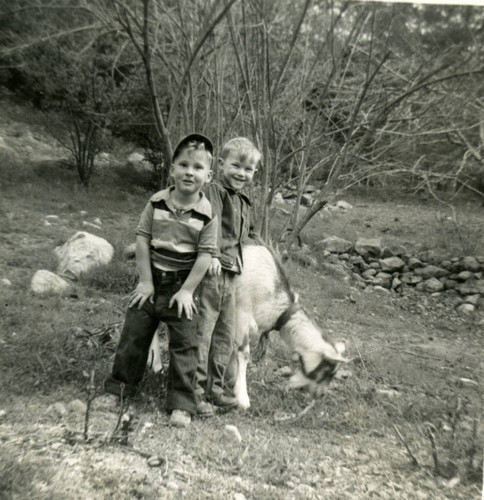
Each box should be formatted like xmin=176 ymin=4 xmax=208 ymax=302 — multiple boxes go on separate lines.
xmin=112 ymin=384 xmax=128 ymax=436
xmin=466 ymin=418 xmax=478 ymax=473
xmin=64 ymin=429 xmax=163 ymax=463
xmin=296 ymin=399 xmax=315 ymax=419
xmin=351 ymin=336 xmax=369 ymax=378
xmin=273 ymin=399 xmax=316 ymax=423
xmin=83 ymin=369 xmax=96 ymax=440
xmin=425 ymin=424 xmax=440 ymax=475
xmin=393 ymin=424 xmax=420 ymax=467
xmin=383 ymin=346 xmax=443 ymax=361
xmin=450 ymin=397 xmax=462 ymax=454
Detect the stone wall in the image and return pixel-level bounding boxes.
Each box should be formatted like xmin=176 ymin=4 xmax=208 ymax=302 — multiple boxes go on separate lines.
xmin=316 ymin=236 xmax=484 ymax=315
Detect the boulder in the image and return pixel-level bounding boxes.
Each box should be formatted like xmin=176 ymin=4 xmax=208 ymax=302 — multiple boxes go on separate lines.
xmin=361 ymin=269 xmax=377 ymax=280
xmin=380 ymin=257 xmax=405 ymax=272
xmin=372 ymin=272 xmax=392 ymax=288
xmin=460 ymin=256 xmax=481 ymax=272
xmin=455 ymin=280 xmax=484 ymax=296
xmin=423 ymin=278 xmax=444 ymax=293
xmin=381 ymin=244 xmax=409 ymax=258
xmin=355 ymin=238 xmax=382 ymax=259
xmin=456 ymin=271 xmax=474 ymax=281
xmin=407 ymin=257 xmax=423 ymax=270
xmin=314 ymin=236 xmax=353 ymax=254
xmin=456 ymin=303 xmax=475 ymax=315
xmin=349 ymin=255 xmax=366 ymax=268
xmin=31 ymin=270 xmax=71 ymax=295
xmin=464 ymin=294 xmax=480 ymax=306
xmin=127 ymin=152 xmax=150 ymax=173
xmin=400 ymin=273 xmax=423 ymax=285
xmin=336 ymin=200 xmax=353 ymax=210
xmin=414 ymin=265 xmax=449 ymax=279
xmin=54 ymin=231 xmax=114 ymax=280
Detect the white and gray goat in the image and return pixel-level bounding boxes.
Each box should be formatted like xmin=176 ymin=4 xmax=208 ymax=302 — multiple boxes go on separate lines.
xmin=233 ymin=244 xmax=347 ymax=409
xmin=147 ymin=244 xmax=347 ymax=409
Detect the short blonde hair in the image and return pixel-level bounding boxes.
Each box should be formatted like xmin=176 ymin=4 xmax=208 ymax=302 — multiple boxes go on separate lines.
xmin=221 ymin=137 xmax=261 ymax=165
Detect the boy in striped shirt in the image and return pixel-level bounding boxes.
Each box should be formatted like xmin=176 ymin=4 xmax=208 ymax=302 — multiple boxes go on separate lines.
xmin=105 ymin=134 xmax=216 ymax=427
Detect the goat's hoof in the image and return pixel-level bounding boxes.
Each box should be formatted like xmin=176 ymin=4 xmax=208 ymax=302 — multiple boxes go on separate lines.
xmin=236 ymin=396 xmax=251 ymax=411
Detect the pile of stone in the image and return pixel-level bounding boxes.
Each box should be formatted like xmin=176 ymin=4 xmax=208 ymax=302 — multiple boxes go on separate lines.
xmin=315 ymin=236 xmax=484 ymax=314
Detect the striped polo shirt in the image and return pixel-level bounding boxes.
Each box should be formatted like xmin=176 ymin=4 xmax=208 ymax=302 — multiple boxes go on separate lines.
xmin=136 ymin=188 xmax=218 ymax=271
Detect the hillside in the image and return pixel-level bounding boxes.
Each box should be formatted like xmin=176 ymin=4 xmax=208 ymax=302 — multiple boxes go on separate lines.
xmin=0 ymin=92 xmax=483 ymax=500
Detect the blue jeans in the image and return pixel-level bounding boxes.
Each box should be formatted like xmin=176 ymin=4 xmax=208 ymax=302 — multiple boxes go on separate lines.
xmin=105 ymin=271 xmax=199 ymax=415
xmin=195 ymin=271 xmax=237 ymax=398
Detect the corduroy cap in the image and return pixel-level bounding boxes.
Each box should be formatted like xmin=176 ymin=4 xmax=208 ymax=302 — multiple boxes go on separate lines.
xmin=172 ymin=133 xmax=214 ymax=161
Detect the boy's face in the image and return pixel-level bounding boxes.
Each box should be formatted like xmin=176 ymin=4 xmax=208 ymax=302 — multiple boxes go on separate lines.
xmin=171 ymin=148 xmax=212 ymax=197
xmin=219 ymin=151 xmax=258 ymax=191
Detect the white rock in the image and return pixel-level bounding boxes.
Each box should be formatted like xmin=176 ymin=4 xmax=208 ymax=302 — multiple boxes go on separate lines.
xmin=456 ymin=303 xmax=475 ymax=315
xmin=377 ymin=388 xmax=400 ymax=398
xmin=53 ymin=402 xmax=67 ymax=416
xmin=459 ymin=377 xmax=478 ymax=386
xmin=464 ymin=294 xmax=480 ymax=305
xmin=147 ymin=456 xmax=163 ymax=467
xmin=82 ymin=221 xmax=102 ymax=230
xmin=45 ymin=215 xmax=60 ymax=221
xmin=93 ymin=217 xmax=102 ymax=226
xmin=68 ymin=399 xmax=87 ymax=414
xmin=31 ymin=270 xmax=71 ymax=295
xmin=1 ymin=278 xmax=12 ymax=286
xmin=336 ymin=200 xmax=353 ymax=210
xmin=273 ymin=192 xmax=285 ymax=204
xmin=54 ymin=231 xmax=114 ymax=280
xmin=127 ymin=152 xmax=152 ymax=173
xmin=224 ymin=424 xmax=242 ymax=443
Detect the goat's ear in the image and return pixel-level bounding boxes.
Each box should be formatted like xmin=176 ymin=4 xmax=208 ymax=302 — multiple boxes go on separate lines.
xmin=325 ymin=341 xmax=348 ymax=363
xmin=334 ymin=341 xmax=346 ymax=355
xmin=288 ymin=370 xmax=310 ymax=389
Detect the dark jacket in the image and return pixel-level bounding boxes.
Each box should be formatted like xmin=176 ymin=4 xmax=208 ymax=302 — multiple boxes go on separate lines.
xmin=203 ymin=179 xmax=256 ymax=273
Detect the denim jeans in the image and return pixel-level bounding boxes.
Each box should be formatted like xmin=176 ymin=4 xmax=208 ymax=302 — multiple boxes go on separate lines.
xmin=195 ymin=270 xmax=237 ymax=398
xmin=105 ymin=271 xmax=199 ymax=415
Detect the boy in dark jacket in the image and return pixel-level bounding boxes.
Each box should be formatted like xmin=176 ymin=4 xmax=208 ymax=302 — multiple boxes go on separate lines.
xmin=195 ymin=137 xmax=261 ymax=416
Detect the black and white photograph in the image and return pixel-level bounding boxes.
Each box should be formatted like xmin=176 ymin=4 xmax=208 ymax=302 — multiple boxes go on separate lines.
xmin=1 ymin=0 xmax=483 ymax=498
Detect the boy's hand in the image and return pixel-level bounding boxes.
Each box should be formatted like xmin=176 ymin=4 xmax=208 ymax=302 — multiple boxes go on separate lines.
xmin=208 ymin=258 xmax=222 ymax=276
xmin=129 ymin=281 xmax=154 ymax=309
xmin=169 ymin=289 xmax=198 ymax=320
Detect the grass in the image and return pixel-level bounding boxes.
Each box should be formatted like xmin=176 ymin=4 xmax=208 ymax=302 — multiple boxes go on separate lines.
xmin=0 ymin=97 xmax=482 ymax=499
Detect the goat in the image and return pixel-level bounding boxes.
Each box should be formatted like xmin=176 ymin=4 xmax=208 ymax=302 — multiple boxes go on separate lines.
xmin=233 ymin=244 xmax=347 ymax=409
xmin=147 ymin=244 xmax=347 ymax=409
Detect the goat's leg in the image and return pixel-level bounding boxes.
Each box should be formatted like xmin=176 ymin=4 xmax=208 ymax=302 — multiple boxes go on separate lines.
xmin=147 ymin=327 xmax=163 ymax=373
xmin=234 ymin=336 xmax=251 ymax=410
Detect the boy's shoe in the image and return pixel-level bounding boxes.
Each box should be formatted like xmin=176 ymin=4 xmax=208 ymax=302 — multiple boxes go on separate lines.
xmin=209 ymin=393 xmax=237 ymax=409
xmin=170 ymin=409 xmax=192 ymax=427
xmin=196 ymin=400 xmax=215 ymax=418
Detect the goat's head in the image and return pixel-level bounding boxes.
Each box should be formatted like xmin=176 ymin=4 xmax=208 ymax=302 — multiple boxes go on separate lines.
xmin=289 ymin=341 xmax=347 ymax=398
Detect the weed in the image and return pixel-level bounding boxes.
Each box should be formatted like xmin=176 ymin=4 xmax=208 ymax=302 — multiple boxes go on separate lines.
xmin=80 ymin=259 xmax=137 ymax=295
